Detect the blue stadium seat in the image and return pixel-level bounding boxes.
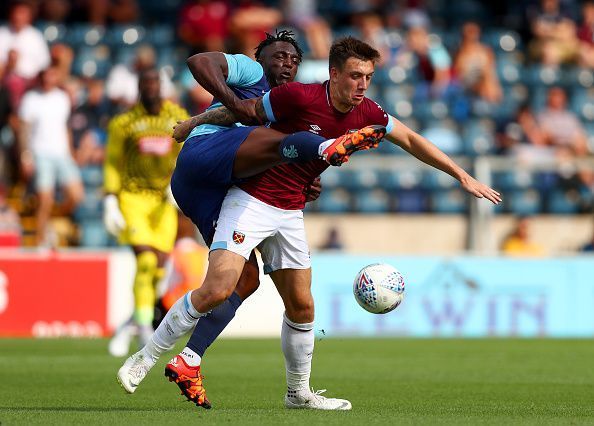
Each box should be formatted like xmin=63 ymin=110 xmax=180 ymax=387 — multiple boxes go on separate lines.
xmin=145 ymin=25 xmax=175 ymax=47
xmin=524 ymin=65 xmax=562 ymax=88
xmin=340 ymin=169 xmax=381 ymax=191
xmin=72 ymin=46 xmax=112 ymax=79
xmin=547 ymin=190 xmax=581 ymax=214
xmin=508 ymin=189 xmax=541 ymax=215
xmin=570 ymin=88 xmax=594 ymax=122
xmin=380 ymin=169 xmax=423 ymax=191
xmin=394 ymin=189 xmax=427 ymax=213
xmin=420 ymin=121 xmax=463 ymax=155
xmin=316 ymin=188 xmax=351 ymax=213
xmin=492 ymin=170 xmax=533 ymax=190
xmin=496 ymin=54 xmax=522 ymax=86
xmin=36 ymin=22 xmax=68 ymax=44
xmin=80 ymin=165 xmax=104 ymax=188
xmin=430 ymin=189 xmax=467 ymax=214
xmin=79 ymin=220 xmax=111 ymax=247
xmin=421 ymin=170 xmax=458 ymax=190
xmin=484 ymin=29 xmax=521 ymax=53
xmin=320 ymin=167 xmax=342 ymax=189
xmin=68 ymin=24 xmax=106 ymax=47
xmin=413 ymin=100 xmax=450 ymax=122
xmin=562 ymin=67 xmax=594 ymax=89
xmin=105 ymin=25 xmax=146 ymax=47
xmin=352 ymin=189 xmax=391 ymax=213
xmin=461 ymin=119 xmax=495 ymax=156
xmin=381 ymin=85 xmax=414 ymax=120
xmin=585 ymin=122 xmax=594 ymax=152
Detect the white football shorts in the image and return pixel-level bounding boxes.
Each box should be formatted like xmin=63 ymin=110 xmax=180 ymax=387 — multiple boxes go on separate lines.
xmin=210 ymin=187 xmax=311 ymax=274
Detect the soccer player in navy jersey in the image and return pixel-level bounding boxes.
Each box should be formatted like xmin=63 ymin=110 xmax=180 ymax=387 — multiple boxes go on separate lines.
xmin=119 ymin=37 xmax=500 ymax=410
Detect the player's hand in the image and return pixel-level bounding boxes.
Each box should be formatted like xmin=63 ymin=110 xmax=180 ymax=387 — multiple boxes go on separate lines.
xmin=304 ymin=176 xmax=322 ymax=203
xmin=231 ymin=98 xmax=262 ymax=125
xmin=103 ymin=194 xmax=126 ymax=237
xmin=173 ymin=117 xmax=197 ymax=143
xmin=460 ymin=175 xmax=502 ymax=205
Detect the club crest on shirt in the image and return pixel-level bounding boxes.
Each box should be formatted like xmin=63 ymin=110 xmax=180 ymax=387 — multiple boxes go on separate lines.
xmin=232 ymin=230 xmax=245 ymax=244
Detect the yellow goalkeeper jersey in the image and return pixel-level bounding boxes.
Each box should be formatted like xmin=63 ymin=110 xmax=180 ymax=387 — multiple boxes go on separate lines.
xmin=104 ymin=100 xmax=189 ymax=195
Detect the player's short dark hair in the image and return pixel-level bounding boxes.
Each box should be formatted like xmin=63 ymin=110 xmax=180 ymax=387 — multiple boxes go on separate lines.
xmin=255 ymin=30 xmax=303 ymax=63
xmin=329 ymin=37 xmax=381 ymax=70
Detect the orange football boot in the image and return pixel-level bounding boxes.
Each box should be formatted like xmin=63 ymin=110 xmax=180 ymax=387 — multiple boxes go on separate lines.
xmin=321 ymin=125 xmax=387 ymax=166
xmin=165 ymin=355 xmax=211 ymax=409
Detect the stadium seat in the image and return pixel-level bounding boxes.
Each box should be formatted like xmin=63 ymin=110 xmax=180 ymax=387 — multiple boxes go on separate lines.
xmin=570 ymin=88 xmax=594 ymax=122
xmin=381 ymin=85 xmax=415 ymax=120
xmin=79 ymin=219 xmax=111 ymax=247
xmin=105 ymin=25 xmax=146 ymax=47
xmin=421 ymin=169 xmax=458 ymax=190
xmin=36 ymin=22 xmax=67 ymax=44
xmin=394 ymin=189 xmax=428 ymax=213
xmin=352 ymin=189 xmax=391 ymax=213
xmin=496 ymin=54 xmax=522 ymax=86
xmin=145 ymin=25 xmax=175 ymax=47
xmin=420 ymin=120 xmax=463 ymax=155
xmin=316 ymin=188 xmax=351 ymax=213
xmin=461 ymin=119 xmax=495 ymax=156
xmin=68 ymin=24 xmax=106 ymax=47
xmin=429 ymin=189 xmax=467 ymax=214
xmin=562 ymin=67 xmax=594 ymax=89
xmin=413 ymin=100 xmax=450 ymax=122
xmin=73 ymin=46 xmax=112 ymax=79
xmin=508 ymin=189 xmax=542 ymax=215
xmin=585 ymin=122 xmax=594 ymax=152
xmin=492 ymin=170 xmax=533 ymax=190
xmin=524 ymin=65 xmax=562 ymax=88
xmin=320 ymin=167 xmax=342 ymax=189
xmin=547 ymin=190 xmax=581 ymax=214
xmin=380 ymin=169 xmax=423 ymax=191
xmin=340 ymin=169 xmax=381 ymax=191
xmin=484 ymin=29 xmax=521 ymax=53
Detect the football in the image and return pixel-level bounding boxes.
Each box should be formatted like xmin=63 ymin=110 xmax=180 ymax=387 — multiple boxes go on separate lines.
xmin=353 ymin=263 xmax=405 ymax=314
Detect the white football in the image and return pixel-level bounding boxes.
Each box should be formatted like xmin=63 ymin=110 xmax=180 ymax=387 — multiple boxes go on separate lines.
xmin=353 ymin=263 xmax=405 ymax=314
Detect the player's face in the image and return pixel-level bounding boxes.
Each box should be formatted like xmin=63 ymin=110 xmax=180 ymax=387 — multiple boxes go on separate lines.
xmin=139 ymin=71 xmax=161 ymax=104
xmin=330 ymin=57 xmax=375 ymax=108
xmin=259 ymin=41 xmax=300 ymax=87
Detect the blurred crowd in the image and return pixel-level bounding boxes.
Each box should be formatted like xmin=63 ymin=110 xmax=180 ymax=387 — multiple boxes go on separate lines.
xmin=0 ymin=0 xmax=593 ymax=248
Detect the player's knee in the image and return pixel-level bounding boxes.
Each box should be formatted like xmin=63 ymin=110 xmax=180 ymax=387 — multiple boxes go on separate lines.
xmin=201 ymin=286 xmax=236 ymax=307
xmin=136 ymin=251 xmax=158 ymax=277
xmin=234 ymin=266 xmax=260 ymax=300
xmin=285 ymin=297 xmax=315 ymax=323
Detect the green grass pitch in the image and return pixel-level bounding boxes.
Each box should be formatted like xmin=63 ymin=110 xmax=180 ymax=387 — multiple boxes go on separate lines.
xmin=0 ymin=338 xmax=593 ymax=425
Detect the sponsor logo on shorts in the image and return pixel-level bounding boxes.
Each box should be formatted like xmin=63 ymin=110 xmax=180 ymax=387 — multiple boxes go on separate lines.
xmin=309 ymin=124 xmax=321 ymax=134
xmin=232 ymin=230 xmax=245 ymax=244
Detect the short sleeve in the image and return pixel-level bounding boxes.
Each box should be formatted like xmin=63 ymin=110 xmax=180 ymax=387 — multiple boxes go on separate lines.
xmin=265 ymin=82 xmax=307 ymax=123
xmin=224 ymin=54 xmax=264 ymax=87
xmin=428 ymin=45 xmax=451 ymax=69
xmin=365 ymin=99 xmax=393 ymax=132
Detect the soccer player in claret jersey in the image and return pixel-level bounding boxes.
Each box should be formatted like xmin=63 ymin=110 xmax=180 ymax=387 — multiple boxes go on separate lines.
xmin=119 ymin=37 xmax=500 ymax=410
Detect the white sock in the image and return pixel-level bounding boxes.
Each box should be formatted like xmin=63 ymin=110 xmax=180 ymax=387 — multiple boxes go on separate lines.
xmin=281 ymin=312 xmax=314 ymax=395
xmin=180 ymin=346 xmax=202 ymax=367
xmin=318 ymin=139 xmax=335 ymax=156
xmin=142 ymin=292 xmax=204 ymax=365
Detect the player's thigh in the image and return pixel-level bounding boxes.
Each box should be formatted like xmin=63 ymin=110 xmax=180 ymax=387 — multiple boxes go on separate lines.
xmin=33 ymin=156 xmax=57 ymax=194
xmin=258 ymin=208 xmax=311 ymax=275
xmin=210 ymin=187 xmax=280 ymax=261
xmin=234 ymin=250 xmax=260 ymax=300
xmin=269 ymin=267 xmax=314 ymax=323
xmin=233 ymin=127 xmax=287 ymax=178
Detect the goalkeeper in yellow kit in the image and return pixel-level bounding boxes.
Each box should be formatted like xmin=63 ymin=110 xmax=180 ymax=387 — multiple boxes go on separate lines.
xmin=103 ymin=69 xmax=189 ymax=355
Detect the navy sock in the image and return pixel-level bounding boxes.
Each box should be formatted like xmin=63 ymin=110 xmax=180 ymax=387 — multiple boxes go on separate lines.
xmin=279 ymin=131 xmax=325 ymax=163
xmin=185 ymin=292 xmax=242 ymax=357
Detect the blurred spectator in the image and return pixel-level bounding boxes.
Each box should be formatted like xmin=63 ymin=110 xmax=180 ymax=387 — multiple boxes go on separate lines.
xmin=537 ymin=87 xmax=588 ymax=157
xmin=39 ymin=0 xmax=71 ymax=22
xmin=319 ymin=226 xmax=344 ymax=251
xmin=0 ymin=85 xmax=15 ymax=185
xmin=352 ymin=12 xmax=391 ymax=65
xmin=0 ymin=183 xmax=21 ymax=247
xmin=108 ymin=0 xmax=139 ymax=24
xmin=70 ymin=79 xmax=110 ymax=166
xmin=502 ymin=216 xmax=546 ymax=257
xmin=577 ymin=1 xmax=594 ymax=68
xmin=177 ymin=0 xmax=230 ymax=53
xmin=0 ymin=1 xmax=51 ymax=109
xmin=528 ymin=0 xmax=579 ymax=65
xmin=228 ymin=1 xmax=283 ymax=58
xmin=105 ymin=45 xmax=176 ymax=108
xmin=497 ymin=104 xmax=547 ymax=155
xmin=49 ymin=43 xmax=74 ymax=85
xmin=282 ymin=0 xmax=331 ymax=60
xmin=397 ymin=24 xmax=452 ymax=98
xmin=17 ymin=66 xmax=84 ymax=246
xmin=453 ymin=21 xmax=503 ymax=104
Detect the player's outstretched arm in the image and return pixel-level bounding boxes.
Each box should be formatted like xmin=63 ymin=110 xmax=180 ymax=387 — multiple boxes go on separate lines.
xmin=173 ymin=98 xmax=266 ymax=143
xmin=384 ymin=116 xmax=502 ymax=204
xmin=186 ymin=52 xmax=260 ymax=124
